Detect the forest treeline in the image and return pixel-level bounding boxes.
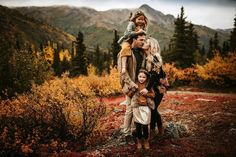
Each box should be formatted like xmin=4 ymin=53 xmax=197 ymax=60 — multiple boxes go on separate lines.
xmin=0 ymin=7 xmax=236 ymax=98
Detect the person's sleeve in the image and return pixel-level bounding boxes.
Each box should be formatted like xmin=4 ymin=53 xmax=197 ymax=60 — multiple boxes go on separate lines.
xmin=160 ymin=66 xmax=166 ymax=78
xmin=124 ymin=22 xmax=137 ymax=38
xmin=147 ymin=88 xmax=155 ymax=98
xmin=123 ymin=72 xmax=136 ymax=89
xmin=146 ymin=71 xmax=156 ymax=91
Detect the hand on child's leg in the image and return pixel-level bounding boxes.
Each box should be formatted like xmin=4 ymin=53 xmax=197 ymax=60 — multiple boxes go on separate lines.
xmin=121 ymin=67 xmax=126 ymax=74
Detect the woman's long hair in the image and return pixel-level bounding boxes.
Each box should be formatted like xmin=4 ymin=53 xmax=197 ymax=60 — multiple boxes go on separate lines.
xmin=145 ymin=37 xmax=163 ymax=72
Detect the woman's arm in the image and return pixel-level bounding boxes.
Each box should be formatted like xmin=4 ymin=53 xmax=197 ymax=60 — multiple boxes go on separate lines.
xmin=146 ymin=88 xmax=155 ymax=98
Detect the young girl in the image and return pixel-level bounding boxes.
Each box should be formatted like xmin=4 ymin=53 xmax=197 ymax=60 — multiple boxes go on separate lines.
xmin=118 ymin=10 xmax=148 ymax=75
xmin=118 ymin=10 xmax=148 ymax=106
xmin=130 ymin=69 xmax=155 ymax=149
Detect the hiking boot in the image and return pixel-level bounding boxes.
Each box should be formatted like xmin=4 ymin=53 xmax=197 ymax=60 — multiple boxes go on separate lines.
xmin=150 ymin=129 xmax=157 ymax=139
xmin=158 ymin=126 xmax=164 ymax=135
xmin=143 ymin=139 xmax=150 ymax=150
xmin=136 ymin=139 xmax=142 ymax=149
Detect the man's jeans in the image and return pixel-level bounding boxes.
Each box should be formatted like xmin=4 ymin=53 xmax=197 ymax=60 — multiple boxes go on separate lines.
xmin=121 ymin=96 xmax=134 ymax=136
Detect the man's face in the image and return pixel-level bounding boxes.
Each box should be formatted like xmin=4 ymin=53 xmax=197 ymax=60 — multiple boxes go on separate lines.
xmin=133 ymin=35 xmax=146 ymax=48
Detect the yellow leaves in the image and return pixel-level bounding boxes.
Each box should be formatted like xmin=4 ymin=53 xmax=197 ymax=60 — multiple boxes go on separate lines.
xmin=43 ymin=43 xmax=71 ymax=63
xmin=59 ymin=49 xmax=71 ymax=61
xmin=195 ymin=52 xmax=236 ymax=85
xmin=164 ymin=52 xmax=236 ymax=86
xmin=74 ymin=65 xmax=121 ymax=97
xmin=44 ymin=44 xmax=54 ymax=63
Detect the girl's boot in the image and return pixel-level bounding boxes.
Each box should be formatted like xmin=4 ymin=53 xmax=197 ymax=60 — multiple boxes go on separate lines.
xmin=144 ymin=139 xmax=150 ymax=150
xmin=158 ymin=126 xmax=164 ymax=135
xmin=136 ymin=138 xmax=142 ymax=149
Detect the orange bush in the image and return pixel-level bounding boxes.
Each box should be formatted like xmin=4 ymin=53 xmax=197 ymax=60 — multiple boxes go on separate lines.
xmin=73 ymin=65 xmax=122 ymax=97
xmin=163 ymin=52 xmax=236 ymax=86
xmin=195 ymin=52 xmax=236 ymax=85
xmin=0 ymin=73 xmax=105 ymax=156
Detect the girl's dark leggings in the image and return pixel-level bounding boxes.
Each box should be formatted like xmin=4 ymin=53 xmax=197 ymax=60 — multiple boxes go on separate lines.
xmin=135 ymin=122 xmax=148 ymax=139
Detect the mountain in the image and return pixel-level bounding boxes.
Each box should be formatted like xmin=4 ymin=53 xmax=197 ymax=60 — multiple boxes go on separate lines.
xmin=0 ymin=5 xmax=75 ymax=53
xmin=15 ymin=4 xmax=230 ymax=50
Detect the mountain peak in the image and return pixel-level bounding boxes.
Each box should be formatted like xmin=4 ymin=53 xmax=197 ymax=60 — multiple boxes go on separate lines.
xmin=139 ymin=4 xmax=152 ymax=10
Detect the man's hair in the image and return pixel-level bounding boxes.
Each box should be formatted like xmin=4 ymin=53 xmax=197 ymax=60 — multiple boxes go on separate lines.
xmin=132 ymin=32 xmax=146 ymax=40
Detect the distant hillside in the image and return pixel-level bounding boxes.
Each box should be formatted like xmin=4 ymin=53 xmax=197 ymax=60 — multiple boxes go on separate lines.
xmin=15 ymin=4 xmax=230 ymax=51
xmin=0 ymin=5 xmax=75 ymax=53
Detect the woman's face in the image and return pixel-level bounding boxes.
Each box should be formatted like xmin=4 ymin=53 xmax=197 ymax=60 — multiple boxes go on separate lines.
xmin=138 ymin=72 xmax=147 ymax=84
xmin=142 ymin=40 xmax=150 ymax=51
xmin=135 ymin=15 xmax=146 ymax=26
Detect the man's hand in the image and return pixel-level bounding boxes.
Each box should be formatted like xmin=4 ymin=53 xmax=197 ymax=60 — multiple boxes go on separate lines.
xmin=140 ymin=88 xmax=148 ymax=95
xmin=130 ymin=82 xmax=138 ymax=89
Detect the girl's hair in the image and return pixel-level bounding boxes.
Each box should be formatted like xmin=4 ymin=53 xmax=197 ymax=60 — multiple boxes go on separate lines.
xmin=130 ymin=10 xmax=148 ymax=27
xmin=138 ymin=68 xmax=149 ymax=78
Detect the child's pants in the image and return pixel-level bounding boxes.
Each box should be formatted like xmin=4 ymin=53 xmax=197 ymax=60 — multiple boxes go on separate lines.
xmin=120 ymin=42 xmax=132 ymax=57
xmin=135 ymin=122 xmax=149 ymax=140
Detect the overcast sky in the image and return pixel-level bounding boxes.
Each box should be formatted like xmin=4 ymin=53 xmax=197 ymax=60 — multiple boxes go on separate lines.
xmin=0 ymin=0 xmax=235 ymax=29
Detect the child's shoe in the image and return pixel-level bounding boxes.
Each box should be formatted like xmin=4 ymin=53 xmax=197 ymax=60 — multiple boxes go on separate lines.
xmin=150 ymin=129 xmax=157 ymax=139
xmin=143 ymin=139 xmax=150 ymax=150
xmin=136 ymin=139 xmax=142 ymax=149
xmin=158 ymin=126 xmax=164 ymax=135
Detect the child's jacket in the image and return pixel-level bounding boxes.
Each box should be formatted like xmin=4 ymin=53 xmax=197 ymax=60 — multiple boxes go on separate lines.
xmin=117 ymin=21 xmax=147 ymax=44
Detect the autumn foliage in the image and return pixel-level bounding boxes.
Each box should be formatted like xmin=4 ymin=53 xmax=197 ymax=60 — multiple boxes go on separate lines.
xmin=0 ymin=73 xmax=106 ymax=156
xmin=0 ymin=52 xmax=235 ymax=156
xmin=164 ymin=52 xmax=236 ymax=86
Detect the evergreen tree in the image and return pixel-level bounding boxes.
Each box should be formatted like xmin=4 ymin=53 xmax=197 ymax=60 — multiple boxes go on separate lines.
xmin=163 ymin=46 xmax=166 ymax=52
xmin=71 ymin=41 xmax=75 ymax=60
xmin=194 ymin=33 xmax=200 ymax=50
xmin=111 ymin=29 xmax=121 ymax=67
xmin=52 ymin=44 xmax=61 ymax=76
xmin=208 ymin=38 xmax=214 ymax=59
xmin=213 ymin=32 xmax=220 ymax=51
xmin=170 ymin=6 xmax=188 ymax=68
xmin=185 ymin=22 xmax=197 ymax=66
xmin=222 ymin=41 xmax=230 ymax=56
xmin=229 ymin=14 xmax=236 ymax=52
xmin=39 ymin=42 xmax=44 ymax=52
xmin=61 ymin=56 xmax=71 ymax=74
xmin=95 ymin=45 xmax=103 ymax=75
xmin=71 ymin=31 xmax=88 ymax=76
xmin=200 ymin=45 xmax=205 ymax=56
xmin=104 ymin=50 xmax=112 ymax=74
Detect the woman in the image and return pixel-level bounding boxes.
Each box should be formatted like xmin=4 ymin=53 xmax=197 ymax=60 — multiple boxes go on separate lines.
xmin=141 ymin=37 xmax=169 ymax=136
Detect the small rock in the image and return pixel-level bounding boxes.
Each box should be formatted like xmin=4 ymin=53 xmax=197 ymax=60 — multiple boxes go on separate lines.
xmin=164 ymin=121 xmax=190 ymax=139
xmin=229 ymin=128 xmax=236 ymax=136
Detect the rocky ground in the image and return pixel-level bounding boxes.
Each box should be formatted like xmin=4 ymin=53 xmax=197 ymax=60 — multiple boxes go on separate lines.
xmin=67 ymin=90 xmax=236 ymax=157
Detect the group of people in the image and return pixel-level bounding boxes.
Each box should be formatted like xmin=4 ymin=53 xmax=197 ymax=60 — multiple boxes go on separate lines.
xmin=117 ymin=10 xmax=169 ymax=150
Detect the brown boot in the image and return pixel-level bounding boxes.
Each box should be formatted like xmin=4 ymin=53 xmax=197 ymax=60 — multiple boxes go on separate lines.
xmin=158 ymin=126 xmax=164 ymax=135
xmin=136 ymin=139 xmax=142 ymax=149
xmin=143 ymin=139 xmax=150 ymax=150
xmin=150 ymin=129 xmax=157 ymax=139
